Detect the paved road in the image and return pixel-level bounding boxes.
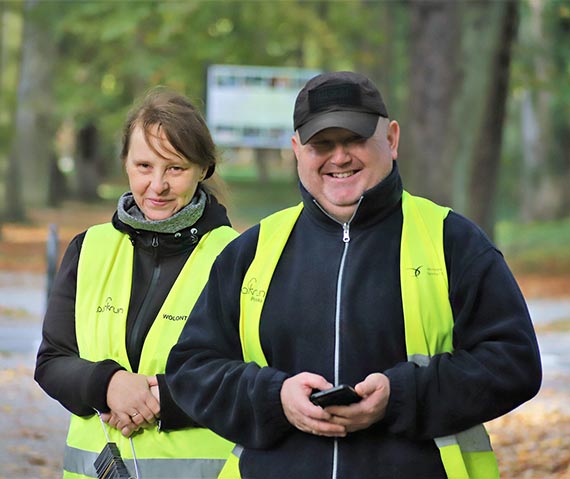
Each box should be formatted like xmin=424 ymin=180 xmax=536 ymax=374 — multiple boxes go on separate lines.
xmin=527 ymin=298 xmax=570 ymax=388
xmin=0 ymin=272 xmax=569 ymax=477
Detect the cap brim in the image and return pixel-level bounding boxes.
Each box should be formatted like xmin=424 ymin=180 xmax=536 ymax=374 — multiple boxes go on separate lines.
xmin=297 ymin=111 xmax=379 ymax=144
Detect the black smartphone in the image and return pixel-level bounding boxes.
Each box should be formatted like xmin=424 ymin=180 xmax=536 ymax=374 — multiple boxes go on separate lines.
xmin=309 ymin=384 xmax=362 ymax=408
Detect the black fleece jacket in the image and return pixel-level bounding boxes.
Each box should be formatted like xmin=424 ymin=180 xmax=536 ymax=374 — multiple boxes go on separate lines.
xmin=165 ymin=163 xmax=542 ymax=479
xmin=34 ymin=192 xmax=232 ymax=430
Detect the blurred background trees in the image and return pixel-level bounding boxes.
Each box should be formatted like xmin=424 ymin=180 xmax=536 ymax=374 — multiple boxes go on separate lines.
xmin=0 ymin=0 xmax=569 ymax=241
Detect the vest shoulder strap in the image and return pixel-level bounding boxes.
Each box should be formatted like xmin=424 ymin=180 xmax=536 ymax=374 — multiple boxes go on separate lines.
xmin=239 ymin=203 xmax=303 ymax=364
xmin=400 ymin=191 xmax=453 ymax=360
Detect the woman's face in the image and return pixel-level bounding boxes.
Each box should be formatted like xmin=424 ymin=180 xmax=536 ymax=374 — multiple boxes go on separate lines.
xmin=125 ymin=124 xmax=206 ymax=221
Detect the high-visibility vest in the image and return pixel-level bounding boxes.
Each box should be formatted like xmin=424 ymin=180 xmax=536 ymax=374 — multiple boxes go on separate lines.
xmin=218 ymin=192 xmax=499 ymax=479
xmin=65 ymin=223 xmax=237 ymax=479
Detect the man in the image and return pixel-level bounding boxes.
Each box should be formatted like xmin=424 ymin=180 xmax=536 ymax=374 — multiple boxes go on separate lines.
xmin=165 ymin=71 xmax=542 ymax=479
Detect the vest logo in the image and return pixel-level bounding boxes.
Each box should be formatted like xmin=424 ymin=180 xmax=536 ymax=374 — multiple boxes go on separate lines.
xmin=163 ymin=313 xmax=188 ymax=322
xmin=241 ymin=277 xmax=266 ymax=303
xmin=408 ymin=265 xmax=423 ymax=277
xmin=407 ymin=266 xmax=444 ymax=277
xmin=96 ymin=296 xmax=125 ymax=314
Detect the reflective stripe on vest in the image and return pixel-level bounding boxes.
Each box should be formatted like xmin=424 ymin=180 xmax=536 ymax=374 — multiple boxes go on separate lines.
xmin=227 ymin=193 xmax=499 ymax=479
xmin=66 ymin=224 xmax=237 ymax=479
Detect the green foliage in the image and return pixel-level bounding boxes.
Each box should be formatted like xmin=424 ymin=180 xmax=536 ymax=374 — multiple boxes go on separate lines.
xmin=497 ymin=217 xmax=570 ymax=274
xmin=38 ymin=0 xmax=414 ymax=180
xmin=510 ymin=0 xmax=570 ymax=176
xmin=0 ymin=2 xmax=23 ymax=160
xmin=2 ymin=0 xmax=569 ymax=227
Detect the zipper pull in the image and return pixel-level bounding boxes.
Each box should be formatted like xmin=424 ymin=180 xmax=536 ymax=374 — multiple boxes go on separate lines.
xmin=342 ymin=223 xmax=350 ymax=243
xmin=152 ymin=234 xmax=159 ymax=247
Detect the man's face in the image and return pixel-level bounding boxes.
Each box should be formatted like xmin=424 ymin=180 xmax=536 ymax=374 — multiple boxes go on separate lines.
xmin=292 ymin=118 xmax=400 ymax=222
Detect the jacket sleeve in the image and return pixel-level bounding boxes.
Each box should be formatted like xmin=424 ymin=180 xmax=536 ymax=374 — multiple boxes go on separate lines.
xmin=383 ymin=212 xmax=542 ymax=439
xmin=165 ymin=226 xmax=293 ymax=448
xmin=155 ymin=374 xmax=200 ymax=430
xmin=34 ymin=233 xmax=124 ymax=416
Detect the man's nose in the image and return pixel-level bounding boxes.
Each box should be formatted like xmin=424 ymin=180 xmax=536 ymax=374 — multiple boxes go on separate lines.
xmin=330 ymin=143 xmax=351 ymax=164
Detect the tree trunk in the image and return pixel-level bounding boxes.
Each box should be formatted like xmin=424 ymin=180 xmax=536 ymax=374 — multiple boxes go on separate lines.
xmin=4 ymin=0 xmax=56 ymax=220
xmin=404 ymin=1 xmax=461 ymax=206
xmin=519 ymin=0 xmax=554 ymax=222
xmin=520 ymin=90 xmax=542 ymax=222
xmin=75 ymin=121 xmax=101 ymax=202
xmin=0 ymin=1 xmax=7 ymax=234
xmin=254 ymin=148 xmax=272 ymax=184
xmin=467 ymin=0 xmax=519 ymax=240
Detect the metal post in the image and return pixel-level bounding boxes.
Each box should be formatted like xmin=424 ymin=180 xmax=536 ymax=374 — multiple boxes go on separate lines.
xmin=46 ymin=223 xmax=59 ymax=300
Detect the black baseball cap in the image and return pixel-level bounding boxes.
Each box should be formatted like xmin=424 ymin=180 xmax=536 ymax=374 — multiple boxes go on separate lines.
xmin=293 ymin=71 xmax=389 ymax=144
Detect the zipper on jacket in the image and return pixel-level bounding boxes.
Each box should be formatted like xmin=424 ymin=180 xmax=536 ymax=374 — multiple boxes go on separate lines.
xmin=310 ymin=198 xmax=362 ymax=383
xmin=333 ymin=219 xmax=354 ymax=479
xmin=127 ymin=233 xmax=161 ymax=372
xmin=312 ymin=197 xmax=363 ymax=479
xmin=342 ymin=223 xmax=350 ymax=243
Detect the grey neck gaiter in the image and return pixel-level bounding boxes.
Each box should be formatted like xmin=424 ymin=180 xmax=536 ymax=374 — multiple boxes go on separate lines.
xmin=117 ymin=189 xmax=207 ymax=234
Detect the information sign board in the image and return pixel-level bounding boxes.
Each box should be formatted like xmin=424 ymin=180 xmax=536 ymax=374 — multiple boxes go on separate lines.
xmin=206 ymin=65 xmax=321 ymax=149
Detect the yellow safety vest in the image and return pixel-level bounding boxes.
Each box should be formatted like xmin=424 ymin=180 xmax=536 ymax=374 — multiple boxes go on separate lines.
xmin=219 ymin=192 xmax=499 ymax=479
xmin=65 ymin=223 xmax=237 ymax=479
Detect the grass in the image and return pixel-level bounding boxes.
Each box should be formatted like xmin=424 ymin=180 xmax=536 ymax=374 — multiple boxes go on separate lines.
xmin=496 ymin=217 xmax=570 ymax=274
xmin=225 ymin=177 xmax=300 ymax=228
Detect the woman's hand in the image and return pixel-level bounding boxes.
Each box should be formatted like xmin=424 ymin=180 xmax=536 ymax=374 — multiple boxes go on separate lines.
xmin=103 ymin=371 xmax=161 ymax=437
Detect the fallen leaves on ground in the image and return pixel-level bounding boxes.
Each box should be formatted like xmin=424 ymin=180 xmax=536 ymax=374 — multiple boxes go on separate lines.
xmin=487 ymin=388 xmax=570 ymax=479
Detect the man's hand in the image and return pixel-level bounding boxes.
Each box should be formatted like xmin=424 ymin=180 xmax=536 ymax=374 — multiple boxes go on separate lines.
xmin=280 ymin=372 xmax=347 ymax=437
xmin=326 ymin=373 xmax=390 ymax=433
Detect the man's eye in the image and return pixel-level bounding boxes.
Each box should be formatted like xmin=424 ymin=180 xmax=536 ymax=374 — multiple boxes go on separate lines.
xmin=345 ymin=136 xmax=365 ymax=146
xmin=312 ymin=142 xmax=333 ymax=151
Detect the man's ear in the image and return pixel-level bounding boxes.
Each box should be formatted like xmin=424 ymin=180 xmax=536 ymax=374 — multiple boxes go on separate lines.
xmin=387 ymin=120 xmax=400 ymax=160
xmin=291 ymin=133 xmax=300 ymax=163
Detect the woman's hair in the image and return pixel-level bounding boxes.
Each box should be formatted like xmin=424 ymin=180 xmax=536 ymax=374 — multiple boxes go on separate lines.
xmin=121 ymin=87 xmax=227 ymax=201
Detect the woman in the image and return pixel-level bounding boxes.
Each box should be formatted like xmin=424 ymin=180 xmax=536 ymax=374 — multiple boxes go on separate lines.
xmin=35 ymin=88 xmax=238 ymax=479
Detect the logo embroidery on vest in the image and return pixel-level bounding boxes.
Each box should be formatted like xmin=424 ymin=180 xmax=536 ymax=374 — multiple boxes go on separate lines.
xmin=408 ymin=265 xmax=423 ymax=277
xmin=241 ymin=277 xmax=266 ymax=303
xmin=407 ymin=266 xmax=444 ymax=278
xmin=96 ymin=296 xmax=125 ymax=314
xmin=163 ymin=313 xmax=188 ymax=321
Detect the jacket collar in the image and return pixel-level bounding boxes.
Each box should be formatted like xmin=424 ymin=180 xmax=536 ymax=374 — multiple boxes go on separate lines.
xmin=112 ymin=193 xmax=232 ymax=256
